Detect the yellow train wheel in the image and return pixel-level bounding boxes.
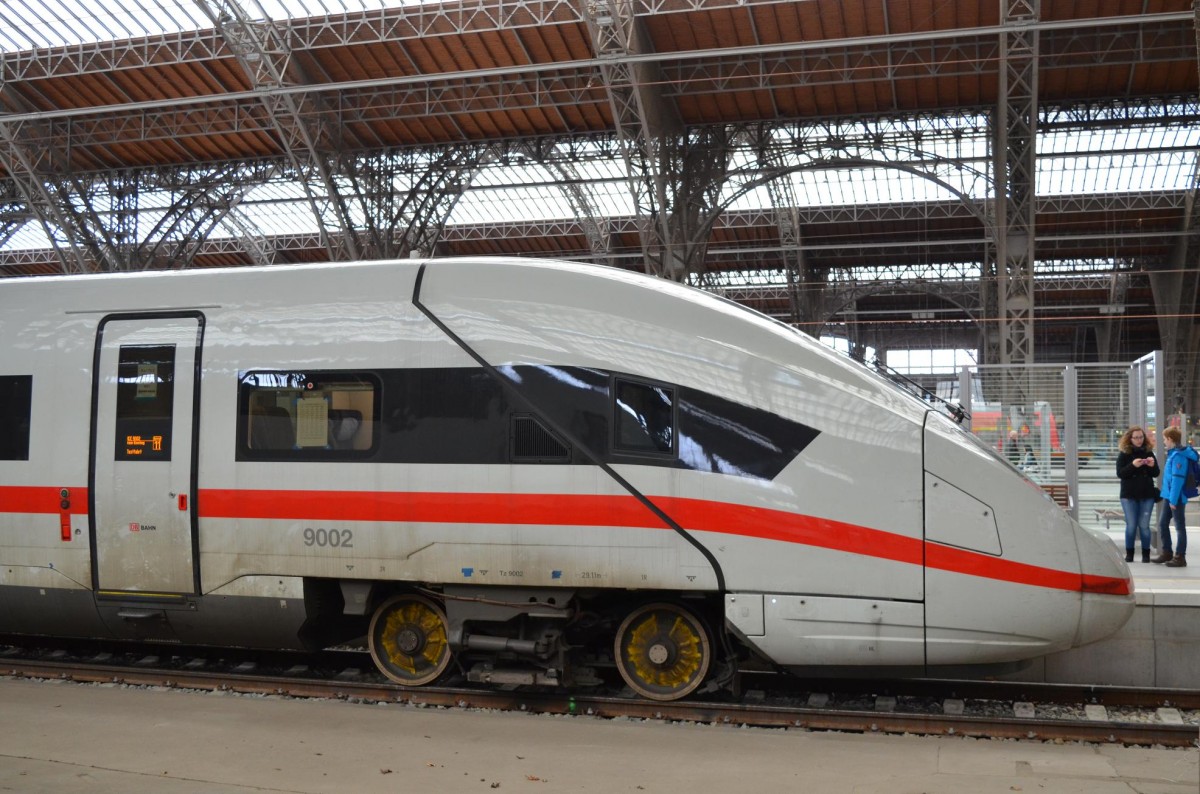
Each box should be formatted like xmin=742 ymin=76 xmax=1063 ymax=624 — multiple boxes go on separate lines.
xmin=614 ymin=602 xmax=711 ymax=701
xmin=368 ymin=594 xmax=451 ymax=686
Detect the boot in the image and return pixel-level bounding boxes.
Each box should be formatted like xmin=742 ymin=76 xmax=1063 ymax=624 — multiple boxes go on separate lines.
xmin=1125 ymin=549 xmax=1134 ymax=563
xmin=1142 ymin=550 xmax=1151 ymax=563
xmin=1151 ymin=550 xmax=1174 ymax=564
xmin=1165 ymin=554 xmax=1187 ymax=568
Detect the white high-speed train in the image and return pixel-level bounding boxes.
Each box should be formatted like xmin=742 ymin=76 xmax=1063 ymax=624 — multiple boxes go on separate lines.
xmin=0 ymin=258 xmax=1132 ymax=700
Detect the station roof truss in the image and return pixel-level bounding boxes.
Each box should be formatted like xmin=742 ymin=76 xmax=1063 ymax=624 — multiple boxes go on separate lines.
xmin=0 ymin=0 xmax=1197 ymax=364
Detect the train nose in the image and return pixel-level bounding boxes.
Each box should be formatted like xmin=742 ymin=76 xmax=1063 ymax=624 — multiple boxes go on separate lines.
xmin=1072 ymin=524 xmax=1135 ymax=647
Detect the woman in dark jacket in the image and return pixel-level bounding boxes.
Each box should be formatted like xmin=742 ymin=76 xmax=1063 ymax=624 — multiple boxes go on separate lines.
xmin=1116 ymin=426 xmax=1160 ymax=562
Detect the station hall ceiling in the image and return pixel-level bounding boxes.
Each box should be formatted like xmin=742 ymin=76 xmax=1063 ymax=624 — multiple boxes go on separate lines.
xmin=0 ymin=0 xmax=1197 ymax=361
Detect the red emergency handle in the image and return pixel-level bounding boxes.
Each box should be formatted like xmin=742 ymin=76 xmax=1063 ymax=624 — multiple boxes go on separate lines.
xmin=178 ymin=493 xmax=188 ymax=511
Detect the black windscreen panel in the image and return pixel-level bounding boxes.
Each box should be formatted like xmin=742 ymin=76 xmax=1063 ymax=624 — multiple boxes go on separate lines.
xmin=0 ymin=375 xmax=33 ymax=461
xmin=511 ymin=414 xmax=570 ymax=462
xmin=676 ymin=387 xmax=819 ymax=480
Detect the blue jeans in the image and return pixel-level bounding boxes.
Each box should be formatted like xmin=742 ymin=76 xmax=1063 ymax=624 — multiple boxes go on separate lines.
xmin=1159 ymin=502 xmax=1188 ymax=556
xmin=1121 ymin=498 xmax=1154 ymax=552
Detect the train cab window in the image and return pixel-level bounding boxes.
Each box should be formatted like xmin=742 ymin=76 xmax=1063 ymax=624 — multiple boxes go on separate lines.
xmin=238 ymin=371 xmax=380 ymax=460
xmin=114 ymin=346 xmax=175 ymax=462
xmin=613 ymin=378 xmax=675 ymax=456
xmin=0 ymin=375 xmax=33 ymax=461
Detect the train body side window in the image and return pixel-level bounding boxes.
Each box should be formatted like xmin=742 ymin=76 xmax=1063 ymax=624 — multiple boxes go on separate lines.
xmin=0 ymin=375 xmax=33 ymax=461
xmin=238 ymin=371 xmax=380 ymax=460
xmin=614 ymin=378 xmax=675 ymax=456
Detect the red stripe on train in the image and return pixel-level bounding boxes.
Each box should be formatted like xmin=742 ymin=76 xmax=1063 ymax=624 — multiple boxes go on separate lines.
xmin=196 ymin=487 xmax=1130 ymax=596
xmin=649 ymin=496 xmax=1128 ymax=596
xmin=0 ymin=486 xmax=89 ymax=514
xmin=0 ymin=486 xmax=1131 ymax=596
xmin=924 ymin=542 xmax=1088 ymax=593
xmin=199 ymin=489 xmax=659 ymax=527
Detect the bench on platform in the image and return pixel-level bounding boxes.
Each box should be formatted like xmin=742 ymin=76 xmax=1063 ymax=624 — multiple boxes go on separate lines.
xmin=1041 ymin=483 xmax=1070 ymax=510
xmin=1094 ymin=507 xmax=1124 ymax=530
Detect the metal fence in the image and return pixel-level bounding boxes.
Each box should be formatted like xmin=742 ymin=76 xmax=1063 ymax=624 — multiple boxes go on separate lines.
xmin=953 ymin=352 xmax=1200 ymax=545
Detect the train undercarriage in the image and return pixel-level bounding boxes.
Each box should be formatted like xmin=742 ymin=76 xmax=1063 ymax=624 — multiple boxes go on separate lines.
xmin=345 ymin=583 xmax=730 ymax=701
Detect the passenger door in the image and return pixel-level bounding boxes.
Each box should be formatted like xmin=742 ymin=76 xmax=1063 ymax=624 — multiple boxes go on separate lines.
xmin=91 ymin=314 xmax=202 ymax=595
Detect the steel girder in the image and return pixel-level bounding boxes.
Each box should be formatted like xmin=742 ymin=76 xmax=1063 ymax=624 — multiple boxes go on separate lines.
xmin=0 ymin=9 xmax=1185 ymax=85
xmin=701 ymin=258 xmax=1156 ymax=291
xmin=747 ymin=126 xmax=821 ymax=332
xmin=0 ymin=0 xmax=817 ymax=85
xmin=1150 ymin=5 xmax=1200 ymax=416
xmin=821 ymin=277 xmax=982 ymax=343
xmin=9 ymin=3 xmax=1180 ymax=309
xmin=586 ymin=0 xmax=736 ymax=281
xmin=771 ymin=204 xmax=807 ymax=327
xmin=660 ymin=21 xmax=1193 ymax=99
xmin=0 ymin=228 xmax=1151 ymax=296
xmin=0 ymin=161 xmax=279 ymax=273
xmin=0 ymin=192 xmax=1186 ymax=272
xmin=4 ymin=96 xmax=1190 ymax=172
xmin=195 ymin=0 xmax=362 ymax=261
xmin=0 ymin=78 xmax=93 ymax=273
xmin=513 ymin=139 xmax=613 ymax=264
xmin=0 ymin=180 xmax=30 ymax=248
xmin=196 ymin=0 xmax=494 ymax=262
xmin=993 ymin=0 xmax=1039 ymax=368
xmin=1042 ymin=96 xmax=1200 ymax=128
xmin=211 ymin=204 xmax=277 ymax=267
xmin=1153 ymin=121 xmax=1200 ymax=414
xmin=585 ymin=0 xmax=683 ymax=277
xmin=50 ymin=164 xmax=269 ymax=270
xmin=340 ymin=145 xmax=491 ymax=259
xmin=704 ymin=268 xmax=1144 ymax=305
xmin=661 ymin=126 xmax=733 ymax=281
xmin=0 ymin=97 xmax=1192 ymax=281
xmin=432 ymin=190 xmax=1188 ymax=241
xmin=0 ymin=121 xmax=93 ymax=273
xmin=1 ymin=54 xmax=1188 ymax=154
xmin=1093 ymin=270 xmax=1130 ymax=362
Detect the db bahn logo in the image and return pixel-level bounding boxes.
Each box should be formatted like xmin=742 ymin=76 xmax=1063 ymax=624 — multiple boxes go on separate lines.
xmin=128 ymin=523 xmax=157 ymax=532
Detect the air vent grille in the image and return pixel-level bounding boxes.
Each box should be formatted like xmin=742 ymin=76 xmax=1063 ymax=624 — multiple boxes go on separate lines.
xmin=512 ymin=415 xmax=570 ymax=462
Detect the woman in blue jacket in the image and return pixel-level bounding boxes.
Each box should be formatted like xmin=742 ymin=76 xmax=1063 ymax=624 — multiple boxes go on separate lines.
xmin=1151 ymin=426 xmax=1200 ymax=568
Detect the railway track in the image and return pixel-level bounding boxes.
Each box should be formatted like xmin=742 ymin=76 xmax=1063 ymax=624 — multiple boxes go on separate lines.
xmin=2 ymin=643 xmax=1197 ymax=748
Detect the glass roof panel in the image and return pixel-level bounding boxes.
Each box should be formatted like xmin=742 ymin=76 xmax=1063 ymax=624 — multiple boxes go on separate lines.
xmin=2 ymin=139 xmax=1194 ymax=254
xmin=0 ymin=0 xmax=434 ymax=51
xmin=2 ymin=105 xmax=1199 ymax=254
xmin=3 ymin=219 xmax=52 ymax=249
xmin=1040 ymin=151 xmax=1197 ymax=195
xmin=232 ymin=192 xmax=321 ymax=236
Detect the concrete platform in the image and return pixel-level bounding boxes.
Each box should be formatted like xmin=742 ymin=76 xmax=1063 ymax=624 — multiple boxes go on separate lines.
xmin=0 ymin=677 xmax=1196 ymax=794
xmin=1013 ymin=547 xmax=1200 ymax=689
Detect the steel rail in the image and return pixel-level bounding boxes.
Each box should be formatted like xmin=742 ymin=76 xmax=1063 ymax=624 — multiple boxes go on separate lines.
xmin=3 ymin=658 xmax=1196 ymax=748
